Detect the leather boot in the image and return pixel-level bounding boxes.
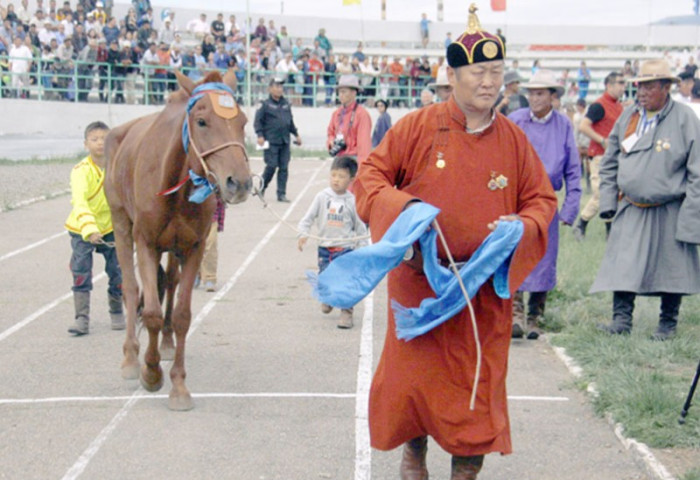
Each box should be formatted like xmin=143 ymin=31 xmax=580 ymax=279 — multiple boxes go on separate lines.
xmin=651 ymin=293 xmax=681 ymax=341
xmin=573 ymin=218 xmax=588 ymax=242
xmin=597 ymin=291 xmax=635 ymax=335
xmin=69 ymin=291 xmax=90 ymax=336
xmin=511 ymin=291 xmax=525 ymax=339
xmin=526 ymin=291 xmax=547 ymax=340
xmin=109 ymin=294 xmax=125 ymax=330
xmin=400 ymin=436 xmax=428 ymax=480
xmin=451 ymin=455 xmax=483 ymax=480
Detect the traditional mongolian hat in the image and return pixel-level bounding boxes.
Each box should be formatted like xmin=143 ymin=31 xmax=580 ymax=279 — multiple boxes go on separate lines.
xmin=447 ymin=3 xmax=505 ymax=68
xmin=629 ymin=59 xmax=680 ymax=84
xmin=520 ymin=69 xmax=565 ymax=97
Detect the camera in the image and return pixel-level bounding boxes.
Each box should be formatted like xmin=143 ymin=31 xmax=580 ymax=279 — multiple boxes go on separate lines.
xmin=329 ymin=134 xmax=346 ymax=156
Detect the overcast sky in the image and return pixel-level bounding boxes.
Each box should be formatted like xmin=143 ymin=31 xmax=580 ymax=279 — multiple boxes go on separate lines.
xmin=128 ymin=0 xmax=695 ymax=26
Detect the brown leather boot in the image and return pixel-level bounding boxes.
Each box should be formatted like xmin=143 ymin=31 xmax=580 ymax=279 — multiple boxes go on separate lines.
xmin=450 ymin=454 xmax=483 ymax=480
xmin=511 ymin=291 xmax=525 ymax=338
xmin=400 ymin=436 xmax=428 ymax=480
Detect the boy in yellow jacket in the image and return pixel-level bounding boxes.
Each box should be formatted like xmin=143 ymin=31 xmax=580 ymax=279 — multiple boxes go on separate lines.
xmin=65 ymin=121 xmax=123 ymax=335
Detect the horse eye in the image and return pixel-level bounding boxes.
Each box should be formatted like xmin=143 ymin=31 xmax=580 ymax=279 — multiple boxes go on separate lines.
xmin=197 ymin=119 xmax=207 ymax=127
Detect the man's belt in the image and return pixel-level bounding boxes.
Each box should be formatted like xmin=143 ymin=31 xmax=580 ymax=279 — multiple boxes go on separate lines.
xmin=619 ymin=192 xmax=663 ymax=209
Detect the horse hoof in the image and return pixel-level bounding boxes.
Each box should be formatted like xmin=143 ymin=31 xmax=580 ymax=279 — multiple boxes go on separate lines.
xmin=140 ymin=365 xmax=164 ymax=392
xmin=168 ymin=392 xmax=194 ymax=411
xmin=160 ymin=345 xmax=175 ymax=361
xmin=121 ymin=363 xmax=140 ymax=380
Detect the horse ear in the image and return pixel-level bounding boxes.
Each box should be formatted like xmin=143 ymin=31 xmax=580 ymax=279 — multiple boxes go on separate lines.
xmin=174 ymin=70 xmax=195 ymax=96
xmin=222 ymin=69 xmax=238 ymax=92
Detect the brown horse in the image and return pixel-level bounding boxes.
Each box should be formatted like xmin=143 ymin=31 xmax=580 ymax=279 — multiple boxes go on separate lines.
xmin=104 ymin=70 xmax=252 ymax=410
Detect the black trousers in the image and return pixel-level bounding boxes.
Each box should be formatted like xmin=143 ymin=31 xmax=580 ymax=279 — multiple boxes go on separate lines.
xmin=262 ymin=143 xmax=291 ymax=197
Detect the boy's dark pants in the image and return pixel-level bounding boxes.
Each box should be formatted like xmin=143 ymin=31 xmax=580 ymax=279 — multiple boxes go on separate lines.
xmin=70 ymin=232 xmax=122 ymax=302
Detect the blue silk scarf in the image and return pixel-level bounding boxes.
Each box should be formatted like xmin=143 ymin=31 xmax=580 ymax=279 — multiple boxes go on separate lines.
xmin=308 ymin=202 xmax=524 ymax=340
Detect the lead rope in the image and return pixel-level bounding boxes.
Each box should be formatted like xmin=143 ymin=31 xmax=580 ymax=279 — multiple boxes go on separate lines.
xmin=432 ymin=219 xmax=481 ymax=411
xmin=251 ymin=181 xmax=371 ymax=244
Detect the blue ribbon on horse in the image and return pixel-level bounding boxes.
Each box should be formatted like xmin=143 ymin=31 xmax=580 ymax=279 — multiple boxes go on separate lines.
xmin=307 ymin=202 xmax=524 ymax=341
xmin=170 ymin=82 xmax=236 ymax=204
xmin=181 ymin=82 xmax=236 ymax=154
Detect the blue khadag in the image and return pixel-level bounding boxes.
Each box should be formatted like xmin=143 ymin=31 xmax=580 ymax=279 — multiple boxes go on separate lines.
xmin=307 ymin=202 xmax=524 ymax=341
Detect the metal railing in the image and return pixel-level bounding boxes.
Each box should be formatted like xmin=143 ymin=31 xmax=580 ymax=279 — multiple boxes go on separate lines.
xmin=0 ymin=55 xmax=612 ymax=106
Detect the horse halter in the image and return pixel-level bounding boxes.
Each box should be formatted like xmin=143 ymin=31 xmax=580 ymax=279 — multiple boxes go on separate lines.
xmin=182 ymin=82 xmax=249 ymax=197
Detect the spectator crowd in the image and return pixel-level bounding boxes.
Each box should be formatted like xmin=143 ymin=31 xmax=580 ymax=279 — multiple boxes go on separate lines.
xmin=0 ymin=0 xmax=443 ymax=106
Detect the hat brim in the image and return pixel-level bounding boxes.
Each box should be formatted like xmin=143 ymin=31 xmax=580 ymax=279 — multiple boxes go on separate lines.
xmin=627 ymin=75 xmax=680 ymax=84
xmin=336 ymin=84 xmax=361 ymax=92
xmin=520 ymin=82 xmax=565 ymax=97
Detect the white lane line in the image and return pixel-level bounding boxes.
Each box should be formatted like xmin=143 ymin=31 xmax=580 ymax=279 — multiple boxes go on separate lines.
xmin=0 ymin=271 xmax=106 ymax=343
xmin=355 ymin=293 xmax=374 ymax=480
xmin=0 ymin=393 xmax=570 ymax=406
xmin=0 ymin=392 xmax=356 ymax=405
xmin=61 ymin=162 xmax=328 ymax=480
xmin=0 ymin=231 xmax=66 ymax=263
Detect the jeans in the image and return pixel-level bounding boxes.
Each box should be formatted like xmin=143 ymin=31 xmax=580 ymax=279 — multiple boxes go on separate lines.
xmin=318 ymin=246 xmax=352 ymax=273
xmin=69 ymin=232 xmax=122 ymax=298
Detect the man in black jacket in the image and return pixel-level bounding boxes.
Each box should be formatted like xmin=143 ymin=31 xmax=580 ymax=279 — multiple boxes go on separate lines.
xmin=254 ymin=77 xmax=302 ymax=202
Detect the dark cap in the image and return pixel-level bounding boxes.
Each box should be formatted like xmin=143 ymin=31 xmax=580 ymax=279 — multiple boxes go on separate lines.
xmin=678 ymin=70 xmax=695 ymax=81
xmin=446 ymin=5 xmax=505 ymax=69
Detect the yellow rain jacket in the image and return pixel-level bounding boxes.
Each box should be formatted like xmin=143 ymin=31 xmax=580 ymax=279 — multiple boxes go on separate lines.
xmin=65 ymin=156 xmax=113 ymax=241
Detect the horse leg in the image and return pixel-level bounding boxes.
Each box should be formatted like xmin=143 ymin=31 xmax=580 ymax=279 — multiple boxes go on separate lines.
xmin=136 ymin=241 xmax=165 ymax=392
xmin=160 ymin=253 xmax=178 ymax=361
xmin=168 ymin=249 xmax=202 ymax=411
xmin=111 ymin=211 xmax=140 ymax=380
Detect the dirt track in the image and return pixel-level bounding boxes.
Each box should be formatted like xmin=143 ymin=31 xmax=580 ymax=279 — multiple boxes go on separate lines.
xmin=0 ymin=157 xmax=658 ymax=479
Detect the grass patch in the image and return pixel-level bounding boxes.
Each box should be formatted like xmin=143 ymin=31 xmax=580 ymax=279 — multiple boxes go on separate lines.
xmin=547 ymin=202 xmax=700 ymax=450
xmin=681 ymin=468 xmax=700 ymax=480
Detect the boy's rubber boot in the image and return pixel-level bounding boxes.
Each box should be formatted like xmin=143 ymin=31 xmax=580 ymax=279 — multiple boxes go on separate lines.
xmin=597 ymin=291 xmax=634 ymax=335
xmin=109 ymin=294 xmax=125 ymax=330
xmin=68 ymin=291 xmax=90 ymax=336
xmin=573 ymin=218 xmax=588 ymax=242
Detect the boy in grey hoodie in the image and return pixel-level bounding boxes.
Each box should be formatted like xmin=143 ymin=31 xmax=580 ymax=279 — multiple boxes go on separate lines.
xmin=297 ymin=155 xmax=368 ymax=329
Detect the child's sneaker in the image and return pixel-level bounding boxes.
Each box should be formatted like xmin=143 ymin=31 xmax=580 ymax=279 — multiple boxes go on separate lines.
xmin=321 ymin=303 xmax=333 ymax=314
xmin=204 ymin=281 xmax=216 ymax=292
xmin=337 ymin=308 xmax=354 ymax=329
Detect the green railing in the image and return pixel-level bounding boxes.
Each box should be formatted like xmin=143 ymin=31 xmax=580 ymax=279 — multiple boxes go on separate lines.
xmin=0 ymin=55 xmax=611 ymax=106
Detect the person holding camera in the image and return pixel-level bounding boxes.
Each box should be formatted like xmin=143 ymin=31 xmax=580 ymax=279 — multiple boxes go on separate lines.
xmin=254 ymin=76 xmax=302 ymax=203
xmin=326 ymin=75 xmax=372 ymax=166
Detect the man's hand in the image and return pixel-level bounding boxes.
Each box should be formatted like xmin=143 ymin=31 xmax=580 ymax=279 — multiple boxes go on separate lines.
xmin=297 ymin=236 xmax=308 ymax=251
xmin=88 ymin=232 xmax=103 ymax=244
xmin=294 ymin=136 xmax=302 ymax=146
xmin=257 ymin=136 xmax=265 ymax=146
xmin=487 ymin=214 xmax=520 ymax=231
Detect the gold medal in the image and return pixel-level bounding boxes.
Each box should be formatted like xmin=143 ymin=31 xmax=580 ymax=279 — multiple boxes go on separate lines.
xmin=656 ymin=146 xmax=662 ymax=152
xmin=488 ymin=171 xmax=508 ymax=191
xmin=662 ymin=141 xmax=670 ymax=150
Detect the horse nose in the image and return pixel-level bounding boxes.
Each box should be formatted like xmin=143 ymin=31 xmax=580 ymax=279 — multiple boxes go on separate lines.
xmin=224 ymin=176 xmax=253 ymax=203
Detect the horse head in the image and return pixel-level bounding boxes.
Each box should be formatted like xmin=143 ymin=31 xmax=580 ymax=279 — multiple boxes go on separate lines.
xmin=175 ymin=70 xmax=252 ymax=205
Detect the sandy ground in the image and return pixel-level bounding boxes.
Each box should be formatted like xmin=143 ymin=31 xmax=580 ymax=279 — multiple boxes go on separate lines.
xmin=0 ymin=162 xmax=75 ymax=211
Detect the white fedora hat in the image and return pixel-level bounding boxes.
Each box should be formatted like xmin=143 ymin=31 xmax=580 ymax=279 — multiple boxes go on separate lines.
xmin=520 ymin=69 xmax=565 ymax=97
